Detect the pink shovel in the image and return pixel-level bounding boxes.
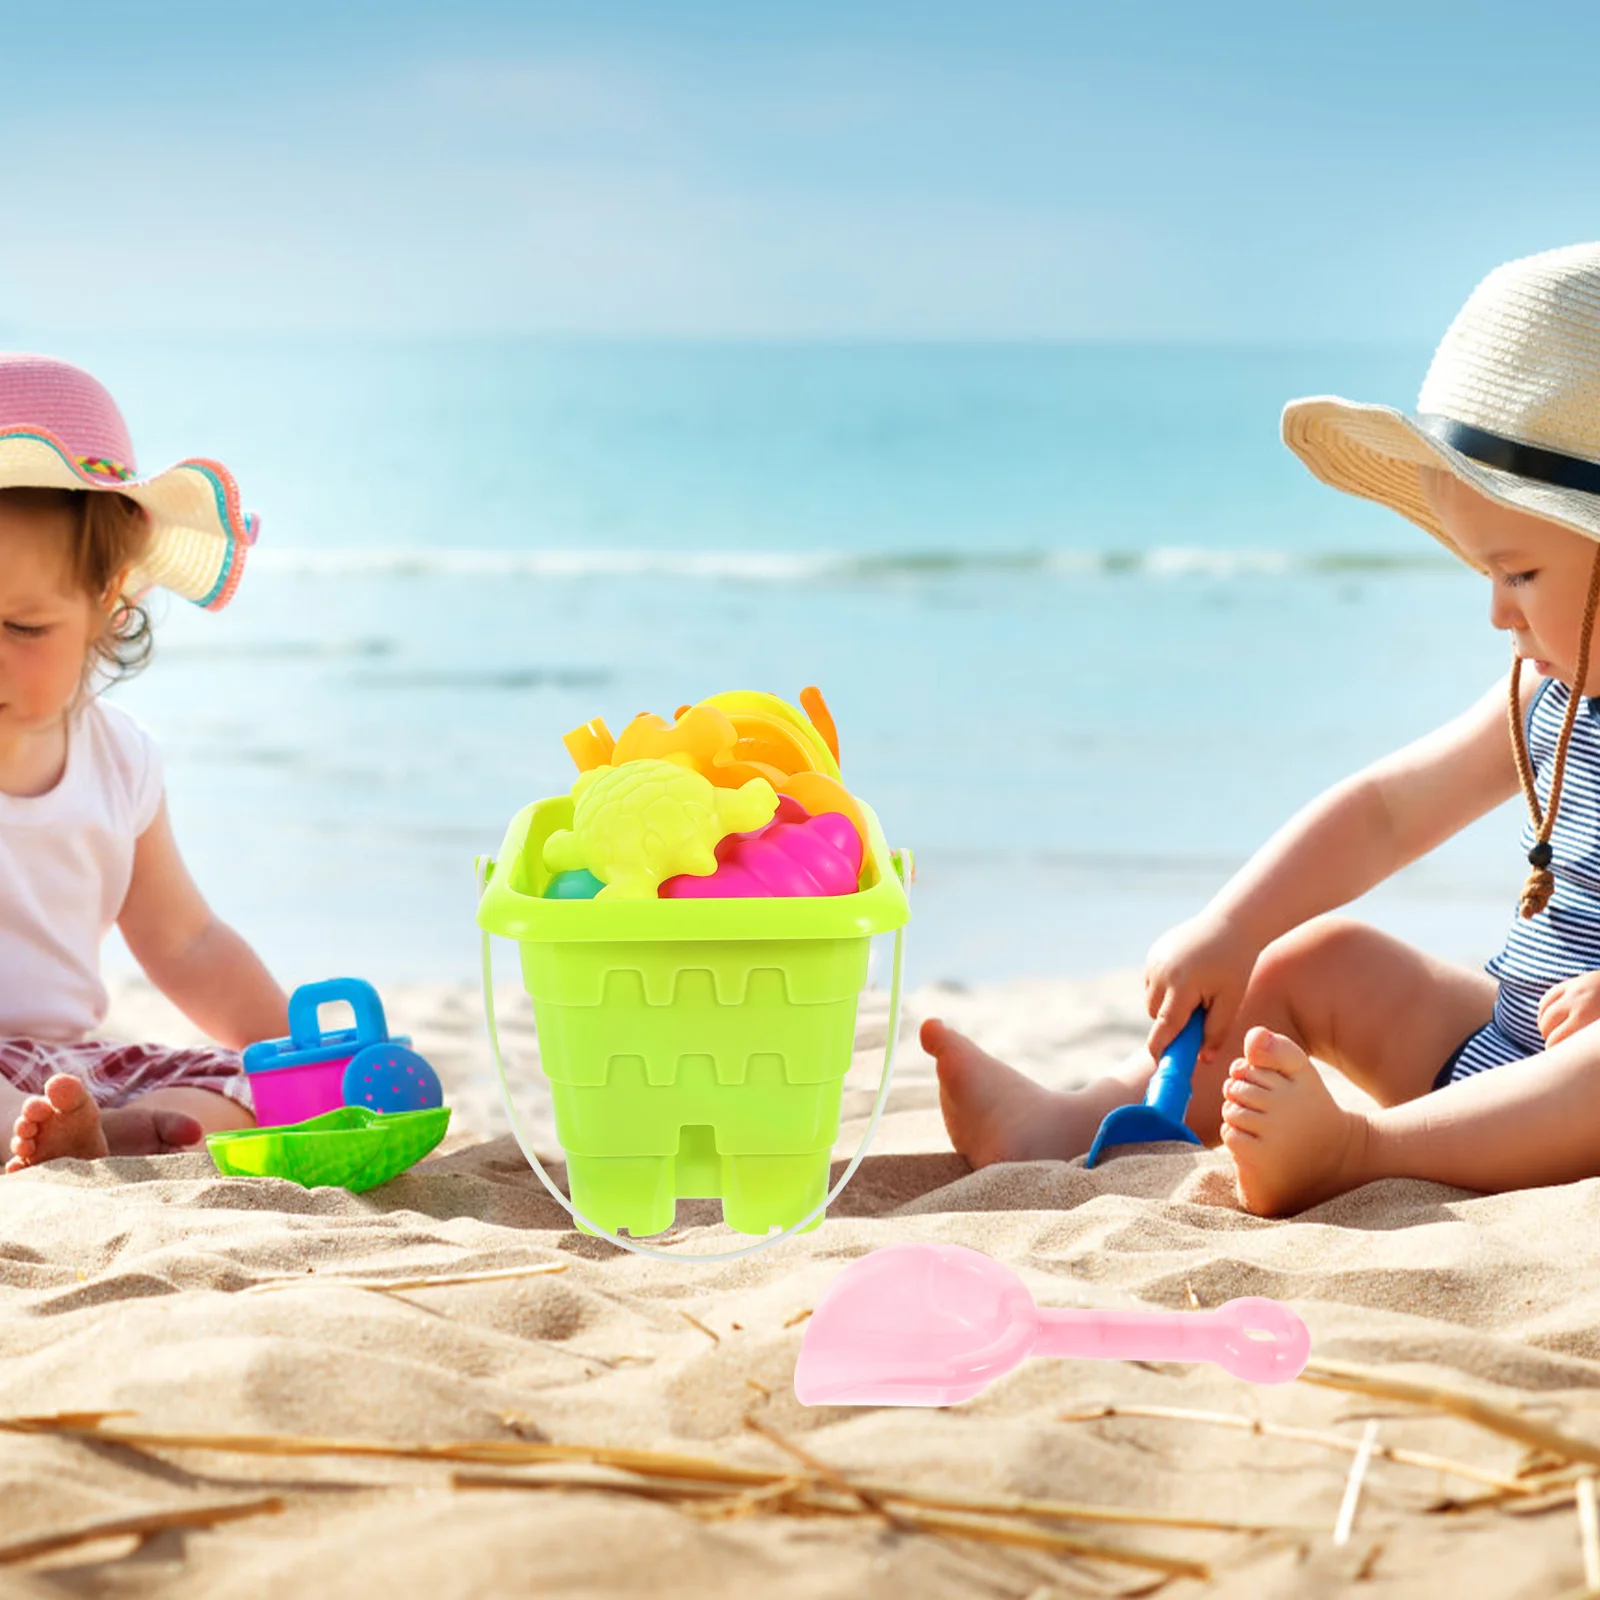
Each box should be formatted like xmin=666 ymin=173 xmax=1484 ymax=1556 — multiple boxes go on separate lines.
xmin=794 ymin=1243 xmax=1310 ymax=1406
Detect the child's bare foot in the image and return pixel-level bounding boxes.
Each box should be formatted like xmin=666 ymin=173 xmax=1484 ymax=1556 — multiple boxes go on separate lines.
xmin=924 ymin=1018 xmax=1107 ymax=1168
xmin=6 ymin=1075 xmax=204 ymax=1171
xmin=100 ymin=1106 xmax=205 ymax=1157
xmin=8 ymin=1075 xmax=110 ymax=1170
xmin=1220 ymin=1028 xmax=1374 ymax=1216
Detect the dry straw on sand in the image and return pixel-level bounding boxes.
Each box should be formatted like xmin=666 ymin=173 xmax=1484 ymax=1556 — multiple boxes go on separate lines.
xmin=0 ymin=973 xmax=1595 ymax=1596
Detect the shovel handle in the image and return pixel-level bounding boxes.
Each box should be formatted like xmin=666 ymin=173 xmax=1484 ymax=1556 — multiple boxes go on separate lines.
xmin=1146 ymin=1007 xmax=1205 ymax=1122
xmin=1033 ymin=1297 xmax=1310 ymax=1384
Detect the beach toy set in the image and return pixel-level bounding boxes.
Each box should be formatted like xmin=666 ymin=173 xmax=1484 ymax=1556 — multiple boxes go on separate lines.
xmin=541 ymin=689 xmax=869 ymax=904
xmin=793 ymin=1243 xmax=1311 ymax=1407
xmin=477 ymin=685 xmax=910 ymax=1257
xmin=207 ymin=979 xmax=450 ymax=1192
xmin=201 ymin=700 xmax=1309 ymax=1383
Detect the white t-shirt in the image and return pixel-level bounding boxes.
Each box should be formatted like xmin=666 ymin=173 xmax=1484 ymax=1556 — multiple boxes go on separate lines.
xmin=0 ymin=700 xmax=163 ymax=1041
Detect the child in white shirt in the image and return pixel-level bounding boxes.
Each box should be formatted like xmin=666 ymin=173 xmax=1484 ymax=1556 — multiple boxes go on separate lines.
xmin=0 ymin=354 xmax=288 ymax=1168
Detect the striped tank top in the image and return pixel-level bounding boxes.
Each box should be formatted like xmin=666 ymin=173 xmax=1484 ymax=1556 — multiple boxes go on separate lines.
xmin=1447 ymin=675 xmax=1600 ymax=1082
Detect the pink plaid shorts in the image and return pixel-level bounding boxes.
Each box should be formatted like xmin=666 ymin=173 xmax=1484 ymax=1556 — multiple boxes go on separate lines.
xmin=0 ymin=1038 xmax=252 ymax=1112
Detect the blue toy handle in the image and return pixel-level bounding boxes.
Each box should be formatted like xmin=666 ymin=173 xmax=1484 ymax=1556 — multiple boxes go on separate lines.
xmin=1148 ymin=1008 xmax=1206 ymax=1120
xmin=288 ymin=978 xmax=389 ymax=1051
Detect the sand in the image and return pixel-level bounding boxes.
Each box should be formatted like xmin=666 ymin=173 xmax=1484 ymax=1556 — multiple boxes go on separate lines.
xmin=0 ymin=972 xmax=1593 ymax=1597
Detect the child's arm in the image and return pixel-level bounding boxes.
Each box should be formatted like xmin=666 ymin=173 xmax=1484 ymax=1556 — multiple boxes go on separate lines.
xmin=1212 ymin=669 xmax=1530 ymax=946
xmin=116 ymin=797 xmax=291 ymax=1050
xmin=1149 ymin=670 xmax=1533 ymax=1057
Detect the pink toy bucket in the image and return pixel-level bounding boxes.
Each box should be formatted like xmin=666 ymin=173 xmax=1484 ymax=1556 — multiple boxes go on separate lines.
xmin=248 ymin=1060 xmax=352 ymax=1126
xmin=241 ymin=979 xmax=415 ymax=1128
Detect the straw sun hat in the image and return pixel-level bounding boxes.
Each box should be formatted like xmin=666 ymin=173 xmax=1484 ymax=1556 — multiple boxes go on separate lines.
xmin=1284 ymin=241 xmax=1600 ymax=920
xmin=1283 ymin=241 xmax=1600 ymax=571
xmin=0 ymin=353 xmax=256 ymax=610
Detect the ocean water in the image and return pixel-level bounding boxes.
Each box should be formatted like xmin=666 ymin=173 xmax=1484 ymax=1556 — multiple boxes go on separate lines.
xmin=38 ymin=336 xmax=1524 ymax=990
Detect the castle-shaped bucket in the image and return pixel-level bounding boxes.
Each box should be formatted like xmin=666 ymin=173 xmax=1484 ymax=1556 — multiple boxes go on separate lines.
xmin=476 ymin=794 xmax=910 ymax=1246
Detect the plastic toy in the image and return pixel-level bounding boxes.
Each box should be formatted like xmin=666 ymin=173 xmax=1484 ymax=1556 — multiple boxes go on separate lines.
xmin=774 ymin=771 xmax=867 ymax=854
xmin=699 ymin=690 xmax=842 ymax=780
xmin=1085 ymin=1007 xmax=1206 ymax=1167
xmin=562 ymin=717 xmax=615 ymax=773
xmin=477 ymin=792 xmax=910 ymax=1240
xmin=240 ymin=979 xmax=443 ymax=1127
xmin=542 ymin=758 xmax=778 ymax=900
xmin=661 ymin=797 xmax=864 ymax=899
xmin=214 ymin=981 xmax=450 ymax=1194
xmin=610 ymin=705 xmax=739 ymax=775
xmin=798 ymin=686 xmax=839 ymax=764
xmin=343 ymin=1043 xmax=443 ymax=1113
xmin=563 ymin=690 xmax=855 ymax=820
xmin=793 ymin=1242 xmax=1310 ymax=1406
xmin=571 ymin=700 xmax=843 ymax=798
xmin=544 ymin=868 xmax=604 ymax=899
xmin=207 ymin=1106 xmax=450 ymax=1193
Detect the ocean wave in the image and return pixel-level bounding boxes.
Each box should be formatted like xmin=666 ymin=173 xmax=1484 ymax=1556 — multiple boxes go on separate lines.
xmin=157 ymin=637 xmax=398 ymax=661
xmin=346 ymin=667 xmax=612 ymax=691
xmin=244 ymin=545 xmax=1457 ymax=583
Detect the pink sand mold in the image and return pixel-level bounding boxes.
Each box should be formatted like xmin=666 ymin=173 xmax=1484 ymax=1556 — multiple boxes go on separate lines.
xmin=794 ymin=1242 xmax=1310 ymax=1406
xmin=660 ymin=796 xmax=864 ymax=899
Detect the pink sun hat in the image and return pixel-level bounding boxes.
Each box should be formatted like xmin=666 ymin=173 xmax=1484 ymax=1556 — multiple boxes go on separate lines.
xmin=0 ymin=353 xmax=258 ymax=610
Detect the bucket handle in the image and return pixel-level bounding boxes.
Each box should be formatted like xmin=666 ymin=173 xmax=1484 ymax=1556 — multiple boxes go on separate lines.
xmin=474 ymin=851 xmax=910 ymax=1264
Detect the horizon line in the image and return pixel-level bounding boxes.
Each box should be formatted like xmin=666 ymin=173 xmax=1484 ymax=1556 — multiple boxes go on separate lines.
xmin=0 ymin=328 xmax=1434 ymax=353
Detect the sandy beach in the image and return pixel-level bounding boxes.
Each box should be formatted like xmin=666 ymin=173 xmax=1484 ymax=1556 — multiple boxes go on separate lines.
xmin=0 ymin=973 xmax=1585 ymax=1596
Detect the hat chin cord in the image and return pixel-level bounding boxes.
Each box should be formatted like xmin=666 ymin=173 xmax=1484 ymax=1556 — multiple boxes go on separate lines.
xmin=1508 ymin=544 xmax=1600 ymax=918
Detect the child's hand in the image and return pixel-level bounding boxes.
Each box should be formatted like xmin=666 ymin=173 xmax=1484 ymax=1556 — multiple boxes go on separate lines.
xmin=1144 ymin=911 xmax=1258 ymax=1066
xmin=1536 ymin=973 xmax=1600 ymax=1046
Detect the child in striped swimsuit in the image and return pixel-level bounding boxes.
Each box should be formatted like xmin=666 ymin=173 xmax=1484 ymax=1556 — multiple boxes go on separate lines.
xmin=1435 ymin=671 xmax=1600 ymax=1089
xmin=0 ymin=354 xmax=289 ymax=1169
xmin=926 ymin=242 xmax=1600 ymax=1215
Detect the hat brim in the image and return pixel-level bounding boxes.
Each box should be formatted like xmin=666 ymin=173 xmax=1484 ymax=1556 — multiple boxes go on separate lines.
xmin=0 ymin=427 xmax=257 ymax=610
xmin=1282 ymin=396 xmax=1600 ymax=573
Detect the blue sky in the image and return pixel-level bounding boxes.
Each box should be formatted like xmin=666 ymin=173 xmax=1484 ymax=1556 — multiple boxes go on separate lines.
xmin=3 ymin=1 xmax=1598 ymax=340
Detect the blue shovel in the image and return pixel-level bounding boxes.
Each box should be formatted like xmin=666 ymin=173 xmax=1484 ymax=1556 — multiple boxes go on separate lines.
xmin=1085 ymin=1007 xmax=1206 ymax=1167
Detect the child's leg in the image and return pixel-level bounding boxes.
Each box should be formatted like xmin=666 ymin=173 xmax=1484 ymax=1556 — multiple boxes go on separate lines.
xmin=102 ymin=1085 xmax=254 ymax=1152
xmin=1222 ymin=1019 xmax=1600 ymax=1215
xmin=9 ymin=1077 xmax=223 ymax=1168
xmin=929 ymin=915 xmax=1497 ymax=1167
xmin=0 ymin=1083 xmax=25 ymax=1144
xmin=7 ymin=1041 xmax=253 ymax=1171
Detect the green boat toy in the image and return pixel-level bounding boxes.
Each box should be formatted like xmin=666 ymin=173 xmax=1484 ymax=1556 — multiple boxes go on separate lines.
xmin=206 ymin=1105 xmax=451 ymax=1193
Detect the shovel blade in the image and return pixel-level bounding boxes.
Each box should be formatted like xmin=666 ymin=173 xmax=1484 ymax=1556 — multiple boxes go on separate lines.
xmin=794 ymin=1242 xmax=1038 ymax=1407
xmin=1085 ymin=1106 xmax=1203 ymax=1167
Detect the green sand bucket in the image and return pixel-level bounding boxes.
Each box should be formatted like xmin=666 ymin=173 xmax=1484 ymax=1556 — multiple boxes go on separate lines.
xmin=476 ymin=795 xmax=910 ymax=1262
xmin=206 ymin=1105 xmax=451 ymax=1192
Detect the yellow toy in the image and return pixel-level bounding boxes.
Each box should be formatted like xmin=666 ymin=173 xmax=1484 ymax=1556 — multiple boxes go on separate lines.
xmin=776 ymin=771 xmax=868 ymax=855
xmin=612 ymin=706 xmax=741 ymax=774
xmin=565 ymin=689 xmax=842 ymax=780
xmin=543 ymin=759 xmax=779 ymax=900
xmin=558 ymin=688 xmax=869 ymax=859
xmin=699 ymin=690 xmax=843 ymax=780
xmin=562 ymin=717 xmax=615 ymax=773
